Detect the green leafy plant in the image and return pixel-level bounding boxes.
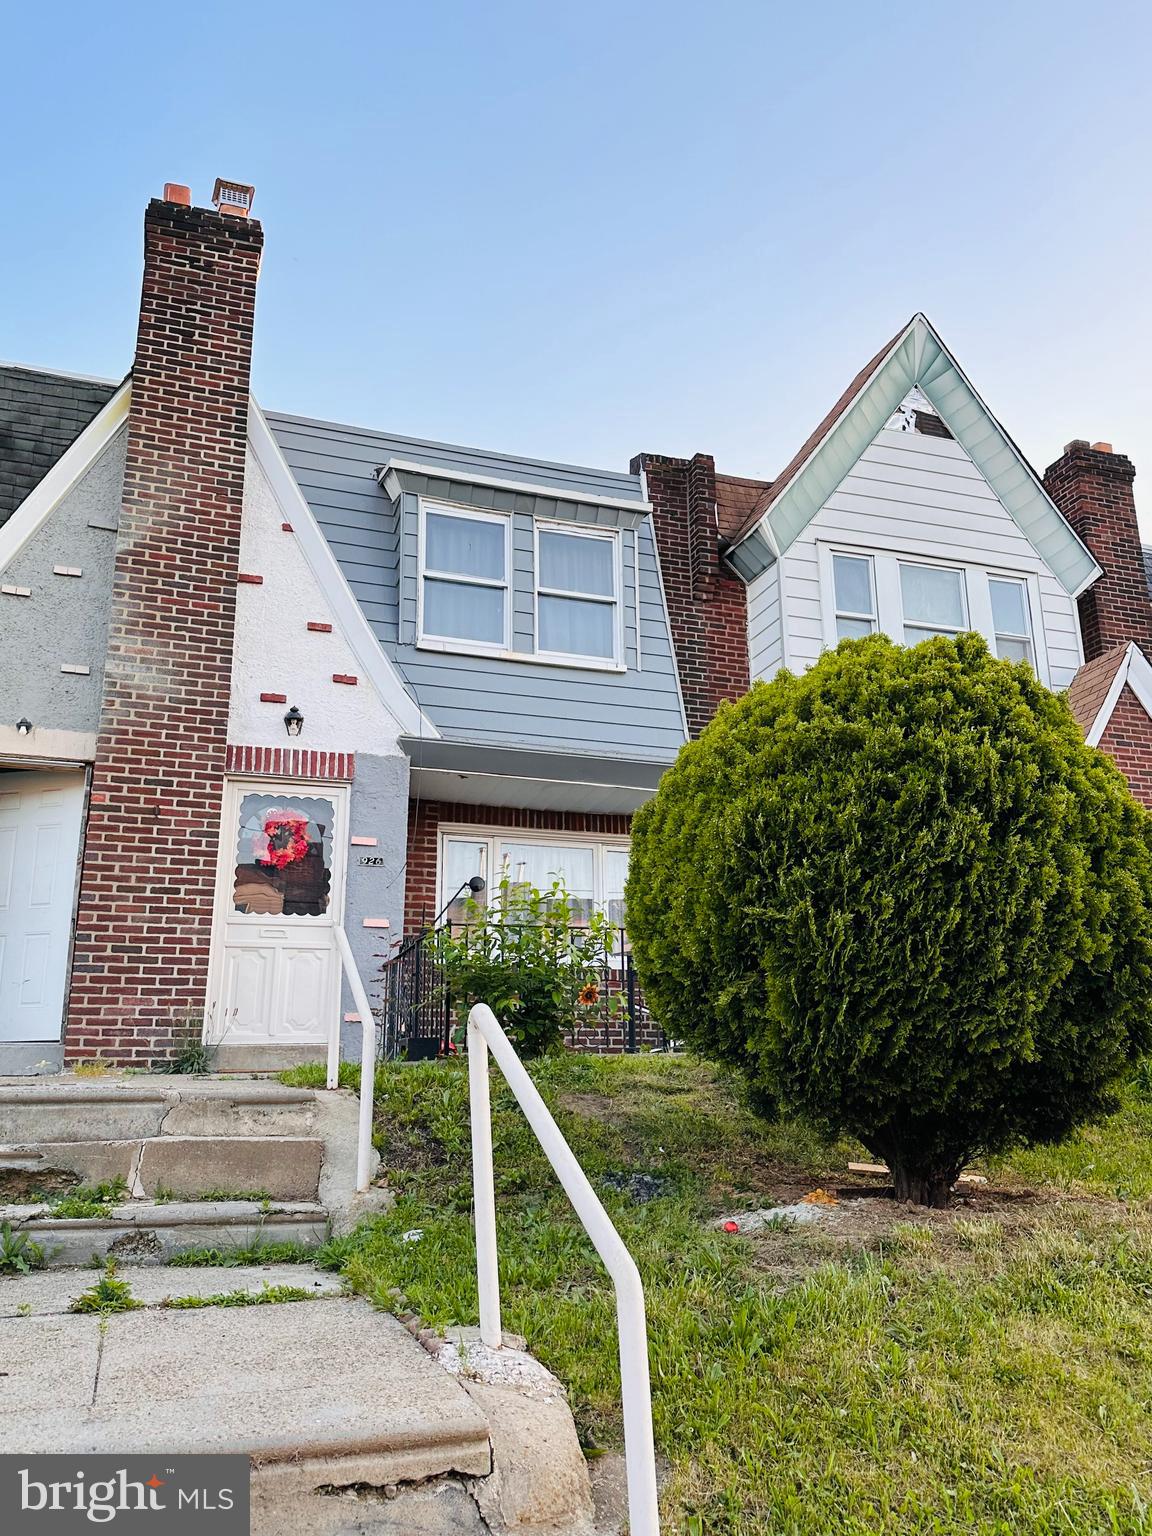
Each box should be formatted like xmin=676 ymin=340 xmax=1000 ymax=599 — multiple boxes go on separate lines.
xmin=0 ymin=1221 xmax=46 ymax=1275
xmin=52 ymin=1180 xmax=128 ymax=1219
xmin=432 ymin=877 xmax=623 ymax=1057
xmin=627 ymin=632 xmax=1152 ymax=1206
xmin=163 ymin=1283 xmax=315 ymax=1309
xmin=158 ymin=1027 xmax=215 ymax=1076
xmin=70 ymin=1260 xmax=141 ymax=1314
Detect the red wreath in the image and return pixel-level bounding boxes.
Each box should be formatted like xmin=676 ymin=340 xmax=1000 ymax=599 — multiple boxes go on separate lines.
xmin=260 ymin=812 xmax=310 ymax=871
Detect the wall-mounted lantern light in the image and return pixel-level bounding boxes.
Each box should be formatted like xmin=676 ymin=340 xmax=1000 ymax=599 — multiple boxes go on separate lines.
xmin=283 ymin=705 xmax=304 ymax=738
xmin=16 ymin=718 xmax=32 ymax=736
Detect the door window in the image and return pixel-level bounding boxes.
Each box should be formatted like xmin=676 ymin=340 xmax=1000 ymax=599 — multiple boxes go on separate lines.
xmin=232 ymin=793 xmax=335 ymax=917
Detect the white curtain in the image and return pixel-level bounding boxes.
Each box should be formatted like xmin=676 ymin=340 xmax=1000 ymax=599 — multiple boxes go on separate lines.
xmin=426 ymin=512 xmax=504 ymax=580
xmin=424 ymin=579 xmax=504 ymax=645
xmin=539 ymin=530 xmax=614 ymax=596
xmin=539 ymin=595 xmax=613 ymax=658
xmin=900 ymin=564 xmax=965 ymax=629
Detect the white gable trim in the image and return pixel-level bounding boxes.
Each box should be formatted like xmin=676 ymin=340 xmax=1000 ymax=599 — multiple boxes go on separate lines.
xmin=247 ymin=402 xmax=438 ymax=740
xmin=0 ymin=380 xmax=130 ymax=574
xmin=1086 ymin=643 xmax=1152 ymax=747
xmin=732 ymin=316 xmax=1102 ymax=600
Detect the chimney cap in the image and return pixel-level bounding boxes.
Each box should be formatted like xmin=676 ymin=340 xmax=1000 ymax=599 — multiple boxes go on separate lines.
xmin=211 ymin=178 xmax=255 ymax=217
xmin=1063 ymin=439 xmax=1091 ymax=453
xmin=163 ymin=183 xmax=192 ymax=206
xmin=1091 ymin=441 xmax=1114 ymax=454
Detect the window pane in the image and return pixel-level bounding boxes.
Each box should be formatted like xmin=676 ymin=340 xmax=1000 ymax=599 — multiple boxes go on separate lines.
xmin=539 ymin=594 xmax=615 ymax=657
xmin=233 ymin=794 xmax=335 ymax=917
xmin=539 ymin=530 xmax=615 ymax=597
xmin=442 ymin=839 xmax=488 ymax=922
xmin=996 ymin=636 xmax=1033 ymax=663
xmin=833 ymin=554 xmax=873 ymax=616
xmin=423 ymin=579 xmax=504 ymax=645
xmin=604 ymin=847 xmax=630 ymax=931
xmin=904 ymin=625 xmax=959 ymax=646
xmin=990 ymin=578 xmax=1028 ymax=636
xmin=900 ymin=564 xmax=965 ymax=629
xmin=425 ymin=511 xmax=505 ymax=581
xmin=502 ymin=841 xmax=596 ymax=923
xmin=836 ymin=616 xmax=874 ymax=640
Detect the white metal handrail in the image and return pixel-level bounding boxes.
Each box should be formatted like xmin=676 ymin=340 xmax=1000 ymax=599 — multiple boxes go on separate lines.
xmin=333 ymin=925 xmax=376 ymax=1192
xmin=467 ymin=1002 xmax=659 ymax=1536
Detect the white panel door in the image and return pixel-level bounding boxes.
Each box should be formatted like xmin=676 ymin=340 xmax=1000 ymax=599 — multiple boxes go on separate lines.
xmin=207 ymin=783 xmax=347 ymax=1045
xmin=0 ymin=771 xmax=86 ymax=1043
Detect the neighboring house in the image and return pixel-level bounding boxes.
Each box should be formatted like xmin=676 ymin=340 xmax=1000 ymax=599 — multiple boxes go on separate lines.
xmin=0 ymin=184 xmax=686 ymax=1074
xmin=1 ymin=186 xmax=1146 ymax=1077
xmin=639 ymin=316 xmax=1152 ymax=812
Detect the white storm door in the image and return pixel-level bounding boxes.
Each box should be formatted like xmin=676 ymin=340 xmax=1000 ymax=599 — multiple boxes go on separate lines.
xmin=0 ymin=771 xmax=86 ymax=1042
xmin=209 ymin=782 xmax=348 ymax=1045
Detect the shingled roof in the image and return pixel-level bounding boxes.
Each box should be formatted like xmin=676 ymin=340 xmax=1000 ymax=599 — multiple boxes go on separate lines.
xmin=1065 ymin=642 xmax=1129 ymax=736
xmin=0 ymin=363 xmax=119 ymax=528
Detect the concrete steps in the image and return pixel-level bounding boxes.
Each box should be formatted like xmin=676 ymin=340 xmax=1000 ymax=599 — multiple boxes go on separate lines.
xmin=0 ymin=1075 xmax=385 ymax=1263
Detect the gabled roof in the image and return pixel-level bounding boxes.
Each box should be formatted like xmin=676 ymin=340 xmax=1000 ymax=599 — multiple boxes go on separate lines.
xmin=727 ymin=315 xmax=1102 ymax=599
xmin=1067 ymin=641 xmax=1152 ymax=748
xmin=0 ymin=363 xmax=119 ymax=527
xmin=716 ymin=472 xmax=772 ymax=542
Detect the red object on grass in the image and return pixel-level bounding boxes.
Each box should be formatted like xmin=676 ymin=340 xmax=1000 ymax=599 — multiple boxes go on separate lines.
xmin=722 ymin=1220 xmax=740 ymax=1233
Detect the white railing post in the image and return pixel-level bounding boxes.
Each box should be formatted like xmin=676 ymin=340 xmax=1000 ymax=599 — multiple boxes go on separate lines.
xmin=334 ymin=924 xmax=378 ymax=1192
xmin=466 ymin=1003 xmax=660 ymax=1536
xmin=467 ymin=1016 xmax=502 ymax=1348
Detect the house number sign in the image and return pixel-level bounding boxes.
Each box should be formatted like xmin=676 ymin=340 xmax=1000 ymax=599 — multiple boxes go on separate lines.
xmin=359 ymin=856 xmax=387 ymax=867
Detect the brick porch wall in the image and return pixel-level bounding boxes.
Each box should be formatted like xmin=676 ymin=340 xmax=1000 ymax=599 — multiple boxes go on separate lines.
xmin=64 ymin=198 xmax=263 ymax=1064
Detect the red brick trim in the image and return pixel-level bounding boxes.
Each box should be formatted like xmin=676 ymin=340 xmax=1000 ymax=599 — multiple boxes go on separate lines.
xmin=405 ymin=799 xmax=632 ymax=931
xmin=237 ymin=573 xmax=264 ymax=585
xmin=259 ymin=691 xmax=288 ymax=703
xmin=1097 ymin=685 xmax=1152 ymax=808
xmin=332 ymin=673 xmax=357 ymax=685
xmin=226 ymin=746 xmax=356 ymax=781
xmin=307 ymin=622 xmax=333 ymax=633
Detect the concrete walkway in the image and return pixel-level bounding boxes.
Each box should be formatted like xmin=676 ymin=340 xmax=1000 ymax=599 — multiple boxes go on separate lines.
xmin=0 ymin=1265 xmax=490 ymax=1481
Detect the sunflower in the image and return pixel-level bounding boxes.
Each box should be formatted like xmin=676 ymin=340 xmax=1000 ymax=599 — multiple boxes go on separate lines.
xmin=577 ymin=982 xmax=600 ymax=1006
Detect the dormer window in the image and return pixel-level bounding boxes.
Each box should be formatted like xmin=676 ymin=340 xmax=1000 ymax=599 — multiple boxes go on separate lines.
xmin=419 ymin=505 xmax=509 ymax=650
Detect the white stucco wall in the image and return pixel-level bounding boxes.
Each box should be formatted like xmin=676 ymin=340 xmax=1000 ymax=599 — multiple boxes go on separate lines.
xmin=228 ymin=449 xmax=406 ymax=757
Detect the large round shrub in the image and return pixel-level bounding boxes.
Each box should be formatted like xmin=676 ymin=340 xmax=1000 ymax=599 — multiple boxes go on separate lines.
xmin=627 ymin=634 xmax=1152 ymax=1205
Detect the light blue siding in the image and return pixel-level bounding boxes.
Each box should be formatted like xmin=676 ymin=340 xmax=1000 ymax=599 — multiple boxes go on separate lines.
xmin=266 ymin=411 xmax=687 ymax=763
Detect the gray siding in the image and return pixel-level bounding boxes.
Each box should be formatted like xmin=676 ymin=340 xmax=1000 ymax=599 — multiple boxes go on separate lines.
xmin=340 ymin=751 xmax=410 ymax=1060
xmin=266 ymin=411 xmax=686 ymax=763
xmin=0 ymin=425 xmax=125 ymax=737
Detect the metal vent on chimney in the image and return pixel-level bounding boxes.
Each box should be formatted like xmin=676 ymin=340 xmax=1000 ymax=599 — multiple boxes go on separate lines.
xmin=211 ymin=178 xmax=255 ymax=217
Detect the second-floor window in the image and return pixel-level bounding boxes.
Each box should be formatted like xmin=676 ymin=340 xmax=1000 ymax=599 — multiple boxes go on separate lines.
xmin=536 ymin=524 xmax=621 ymax=662
xmin=818 ymin=545 xmax=1042 ymax=678
xmin=420 ymin=504 xmax=509 ymax=650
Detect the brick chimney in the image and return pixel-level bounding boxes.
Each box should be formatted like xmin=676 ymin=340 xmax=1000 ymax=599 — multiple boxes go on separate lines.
xmin=65 ymin=189 xmax=263 ymax=1065
xmin=1044 ymin=440 xmax=1152 ymax=661
xmin=634 ymin=451 xmax=750 ymax=737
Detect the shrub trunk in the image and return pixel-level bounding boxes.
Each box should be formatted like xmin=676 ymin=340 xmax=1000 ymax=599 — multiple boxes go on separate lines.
xmin=887 ymin=1158 xmax=961 ymax=1209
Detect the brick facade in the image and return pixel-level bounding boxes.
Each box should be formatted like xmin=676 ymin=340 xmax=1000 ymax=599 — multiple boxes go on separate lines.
xmin=1097 ymin=685 xmax=1152 ymax=809
xmin=633 ymin=452 xmax=750 ymax=737
xmin=1044 ymin=442 xmax=1152 ymax=660
xmin=64 ymin=198 xmax=263 ymax=1064
xmin=405 ymin=799 xmax=632 ymax=931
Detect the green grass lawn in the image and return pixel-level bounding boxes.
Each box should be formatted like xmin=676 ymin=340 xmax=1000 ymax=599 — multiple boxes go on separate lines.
xmin=286 ymin=1054 xmax=1152 ymax=1535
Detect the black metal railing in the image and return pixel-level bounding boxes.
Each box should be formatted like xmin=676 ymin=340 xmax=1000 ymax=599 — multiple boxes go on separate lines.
xmin=375 ymin=924 xmax=664 ymax=1061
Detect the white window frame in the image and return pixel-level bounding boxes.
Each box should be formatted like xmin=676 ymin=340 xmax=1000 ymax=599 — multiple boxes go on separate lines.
xmin=987 ymin=575 xmax=1035 ymax=664
xmin=533 ymin=520 xmax=623 ymax=667
xmin=438 ymin=826 xmax=630 ymax=921
xmin=830 ymin=551 xmax=878 ymax=640
xmin=816 ymin=543 xmax=1050 ymax=685
xmin=417 ymin=501 xmax=512 ymax=656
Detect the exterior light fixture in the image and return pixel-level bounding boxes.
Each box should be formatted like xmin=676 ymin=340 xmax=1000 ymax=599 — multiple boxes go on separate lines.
xmin=283 ymin=705 xmax=304 ymax=738
xmin=16 ymin=718 xmax=32 ymax=736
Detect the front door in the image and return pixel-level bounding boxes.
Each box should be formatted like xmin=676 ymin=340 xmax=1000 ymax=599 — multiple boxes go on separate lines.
xmin=207 ymin=781 xmax=348 ymax=1047
xmin=0 ymin=770 xmax=86 ymax=1042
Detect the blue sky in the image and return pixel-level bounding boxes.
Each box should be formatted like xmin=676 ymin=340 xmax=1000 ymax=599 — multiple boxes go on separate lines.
xmin=3 ymin=1 xmax=1149 ymax=499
